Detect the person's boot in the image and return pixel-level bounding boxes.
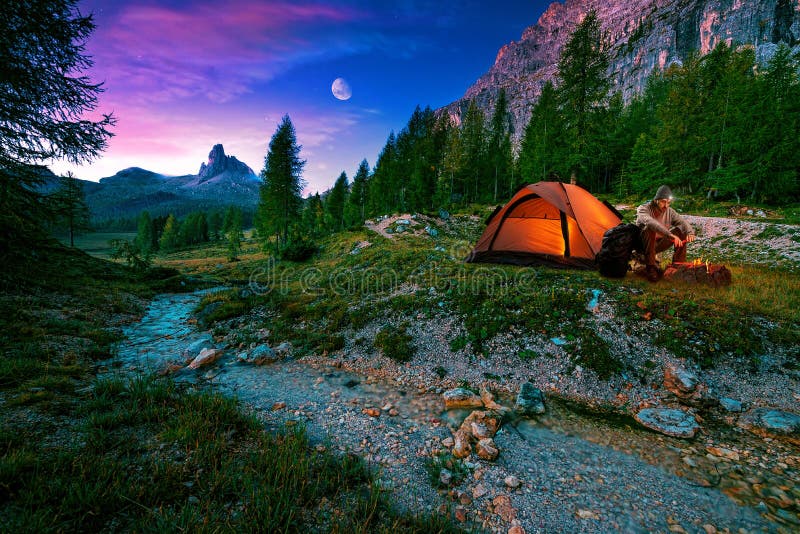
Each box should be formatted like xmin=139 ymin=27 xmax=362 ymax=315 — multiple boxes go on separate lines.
xmin=645 ymin=265 xmax=661 ymax=282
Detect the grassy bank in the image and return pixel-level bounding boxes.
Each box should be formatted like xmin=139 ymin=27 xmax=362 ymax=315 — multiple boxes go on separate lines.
xmin=182 ymin=217 xmax=799 ymax=377
xmin=0 ymin=242 xmax=461 ymax=532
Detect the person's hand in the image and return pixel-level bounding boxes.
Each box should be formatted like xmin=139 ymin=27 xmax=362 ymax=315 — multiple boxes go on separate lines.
xmin=685 ymin=234 xmax=696 ymax=243
xmin=672 ymin=234 xmax=683 ymax=248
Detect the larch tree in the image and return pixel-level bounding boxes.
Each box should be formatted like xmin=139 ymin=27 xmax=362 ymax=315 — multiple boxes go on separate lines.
xmin=556 ymin=9 xmax=610 ymax=188
xmin=257 ymin=115 xmax=306 ymax=252
xmin=460 ymin=100 xmax=488 ymax=203
xmin=0 ymin=0 xmax=115 ymax=245
xmin=222 ymin=206 xmax=243 ymax=261
xmin=325 ymin=172 xmax=348 ymax=232
xmin=135 ymin=211 xmax=155 ymax=255
xmin=158 ymin=214 xmax=180 ymax=252
xmin=344 ymin=159 xmax=370 ymax=228
xmin=518 ymin=81 xmax=566 ymax=184
xmin=487 ymin=89 xmax=513 ymax=201
xmin=51 ymin=171 xmax=91 ymax=247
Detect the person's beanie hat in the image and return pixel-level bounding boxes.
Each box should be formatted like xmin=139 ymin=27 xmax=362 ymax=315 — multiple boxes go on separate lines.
xmin=654 ymin=185 xmax=673 ymax=200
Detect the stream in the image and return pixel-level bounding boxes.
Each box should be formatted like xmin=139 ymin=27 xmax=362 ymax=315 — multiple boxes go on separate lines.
xmin=104 ymin=290 xmax=798 ymax=533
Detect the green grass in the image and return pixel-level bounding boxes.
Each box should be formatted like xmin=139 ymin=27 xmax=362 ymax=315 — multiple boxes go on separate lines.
xmin=1 ymin=239 xmax=466 ymax=533
xmin=59 ymin=231 xmax=137 ymax=258
xmin=1 ymin=374 xmax=463 ymax=532
xmin=173 ymin=210 xmax=798 ymax=377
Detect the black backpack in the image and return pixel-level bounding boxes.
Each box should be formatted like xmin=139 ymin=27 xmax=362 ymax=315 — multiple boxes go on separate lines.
xmin=595 ymin=223 xmax=643 ymax=278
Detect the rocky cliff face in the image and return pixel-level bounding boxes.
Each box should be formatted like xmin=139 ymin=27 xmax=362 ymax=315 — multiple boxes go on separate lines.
xmin=441 ymin=0 xmax=800 ymax=138
xmin=198 ymin=143 xmax=255 ymax=182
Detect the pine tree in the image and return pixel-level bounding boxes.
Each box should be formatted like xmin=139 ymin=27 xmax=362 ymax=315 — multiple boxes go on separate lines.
xmin=51 ymin=171 xmax=91 ymax=247
xmin=626 ymin=133 xmax=667 ymax=195
xmin=207 ymin=210 xmax=223 ymax=241
xmin=345 ymin=159 xmax=369 ymax=228
xmin=556 ymin=9 xmax=610 ymax=187
xmin=325 ymin=172 xmax=348 ymax=231
xmin=487 ymin=90 xmax=513 ymax=201
xmin=518 ymin=81 xmax=566 ymax=183
xmin=222 ymin=206 xmax=243 ymax=261
xmin=0 ymin=0 xmax=115 ymax=246
xmin=301 ymin=193 xmax=326 ymax=237
xmin=657 ymin=54 xmax=707 ymax=191
xmin=437 ymin=116 xmax=464 ymax=206
xmin=135 ymin=211 xmax=155 ymax=255
xmin=367 ymin=133 xmax=398 ymax=215
xmin=257 ymin=115 xmax=305 ymax=252
xmin=158 ymin=214 xmax=180 ymax=252
xmin=460 ymin=100 xmax=488 ymax=203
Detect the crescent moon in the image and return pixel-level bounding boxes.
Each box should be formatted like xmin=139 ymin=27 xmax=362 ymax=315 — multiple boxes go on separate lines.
xmin=331 ymin=77 xmax=352 ymax=101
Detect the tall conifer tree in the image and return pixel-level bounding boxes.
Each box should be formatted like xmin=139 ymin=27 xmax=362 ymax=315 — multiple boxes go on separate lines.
xmin=51 ymin=171 xmax=91 ymax=247
xmin=257 ymin=115 xmax=305 ymax=251
xmin=345 ymin=159 xmax=370 ymax=228
xmin=556 ymin=9 xmax=610 ymax=188
xmin=325 ymin=172 xmax=348 ymax=231
xmin=1 ymin=0 xmax=115 ymax=245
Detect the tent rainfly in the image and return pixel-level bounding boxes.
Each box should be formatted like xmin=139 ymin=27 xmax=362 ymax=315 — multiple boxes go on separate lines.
xmin=465 ymin=182 xmax=622 ymax=268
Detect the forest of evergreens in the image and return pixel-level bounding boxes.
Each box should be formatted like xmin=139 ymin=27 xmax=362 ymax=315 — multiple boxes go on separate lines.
xmin=247 ymin=11 xmax=800 ymax=259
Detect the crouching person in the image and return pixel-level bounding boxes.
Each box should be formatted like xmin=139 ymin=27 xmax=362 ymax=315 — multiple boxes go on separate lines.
xmin=636 ymin=185 xmax=695 ymax=282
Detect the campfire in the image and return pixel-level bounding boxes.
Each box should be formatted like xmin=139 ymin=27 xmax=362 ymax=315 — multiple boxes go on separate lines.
xmin=663 ymin=258 xmax=732 ymax=286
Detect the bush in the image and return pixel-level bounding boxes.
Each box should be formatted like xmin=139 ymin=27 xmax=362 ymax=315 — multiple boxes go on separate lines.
xmin=280 ymin=237 xmax=318 ymax=262
xmin=374 ymin=323 xmax=415 ymax=362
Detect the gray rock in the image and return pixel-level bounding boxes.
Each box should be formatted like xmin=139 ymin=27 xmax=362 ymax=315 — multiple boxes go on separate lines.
xmin=238 ymin=344 xmax=279 ymax=365
xmin=738 ymin=408 xmax=800 ymax=443
xmin=634 ymin=408 xmax=700 ymax=439
xmin=439 ymin=468 xmax=453 ymax=487
xmin=514 ymin=382 xmax=546 ymax=416
xmin=182 ymin=335 xmax=214 ymax=359
xmin=663 ymin=364 xmax=705 ymax=404
xmin=274 ymin=342 xmax=293 ymax=358
xmin=425 ymin=225 xmax=439 ymax=237
xmin=719 ymin=397 xmax=743 ymax=413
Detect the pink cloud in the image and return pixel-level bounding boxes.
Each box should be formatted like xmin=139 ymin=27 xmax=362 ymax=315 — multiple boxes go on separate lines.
xmin=88 ymin=1 xmax=370 ymax=104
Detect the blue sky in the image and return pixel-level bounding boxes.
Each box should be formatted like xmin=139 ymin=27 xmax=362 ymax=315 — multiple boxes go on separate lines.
xmin=51 ymin=0 xmax=552 ymax=194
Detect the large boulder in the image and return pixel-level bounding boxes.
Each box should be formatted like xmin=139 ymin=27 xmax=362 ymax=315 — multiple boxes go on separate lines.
xmin=634 ymin=408 xmax=700 ymax=439
xmin=738 ymin=408 xmax=800 ymax=444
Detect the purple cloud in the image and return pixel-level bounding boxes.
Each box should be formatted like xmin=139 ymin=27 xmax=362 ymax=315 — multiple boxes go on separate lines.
xmin=87 ymin=1 xmax=375 ymax=104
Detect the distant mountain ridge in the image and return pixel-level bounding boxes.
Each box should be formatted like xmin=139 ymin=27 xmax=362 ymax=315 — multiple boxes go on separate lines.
xmin=77 ymin=144 xmax=260 ymax=223
xmin=441 ymin=0 xmax=800 ymax=139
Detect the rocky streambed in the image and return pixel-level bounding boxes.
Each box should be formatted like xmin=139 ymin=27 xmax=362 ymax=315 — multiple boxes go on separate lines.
xmin=103 ymin=290 xmax=800 ymax=533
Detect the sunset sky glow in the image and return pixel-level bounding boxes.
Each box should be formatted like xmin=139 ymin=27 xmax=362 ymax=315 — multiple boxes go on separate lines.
xmin=52 ymin=0 xmax=550 ymax=194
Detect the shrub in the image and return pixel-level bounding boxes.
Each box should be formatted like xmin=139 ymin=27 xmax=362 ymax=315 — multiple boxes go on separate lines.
xmin=280 ymin=237 xmax=318 ymax=262
xmin=374 ymin=323 xmax=415 ymax=362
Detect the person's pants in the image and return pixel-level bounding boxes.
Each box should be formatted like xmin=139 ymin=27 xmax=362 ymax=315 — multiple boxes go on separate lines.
xmin=641 ymin=226 xmax=687 ymax=266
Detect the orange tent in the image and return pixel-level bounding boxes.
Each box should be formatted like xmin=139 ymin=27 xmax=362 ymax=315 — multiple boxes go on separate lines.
xmin=466 ymin=182 xmax=622 ymax=268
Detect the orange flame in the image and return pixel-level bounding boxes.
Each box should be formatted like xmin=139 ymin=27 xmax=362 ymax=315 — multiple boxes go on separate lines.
xmin=691 ymin=258 xmax=711 ymax=273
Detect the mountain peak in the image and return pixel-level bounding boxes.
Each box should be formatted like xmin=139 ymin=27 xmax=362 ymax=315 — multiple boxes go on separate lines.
xmin=198 ymin=144 xmax=255 ymax=181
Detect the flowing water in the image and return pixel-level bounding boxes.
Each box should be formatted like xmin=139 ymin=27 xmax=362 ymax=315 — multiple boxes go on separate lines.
xmin=105 ymin=290 xmax=799 ymax=532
